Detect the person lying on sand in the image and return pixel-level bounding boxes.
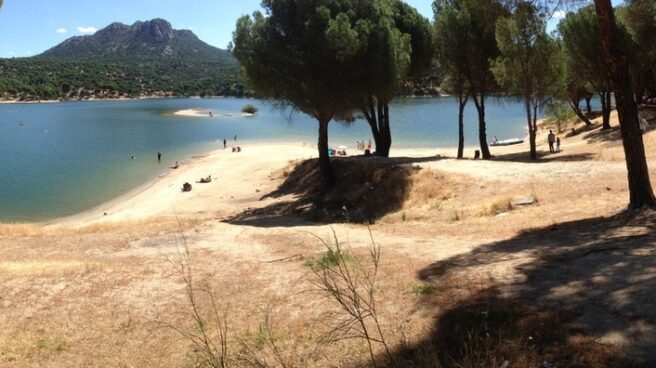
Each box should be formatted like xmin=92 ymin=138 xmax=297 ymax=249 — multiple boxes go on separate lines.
xmin=197 ymin=175 xmax=212 ymax=183
xmin=171 ymin=161 xmax=180 ymax=169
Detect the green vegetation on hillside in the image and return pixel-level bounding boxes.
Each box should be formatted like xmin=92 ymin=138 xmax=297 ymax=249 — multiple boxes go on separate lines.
xmin=0 ymin=18 xmax=245 ymax=101
xmin=0 ymin=58 xmax=244 ymax=100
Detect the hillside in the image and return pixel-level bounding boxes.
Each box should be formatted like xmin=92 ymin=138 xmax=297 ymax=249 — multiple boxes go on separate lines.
xmin=0 ymin=19 xmax=244 ymax=101
xmin=39 ymin=18 xmax=236 ymax=63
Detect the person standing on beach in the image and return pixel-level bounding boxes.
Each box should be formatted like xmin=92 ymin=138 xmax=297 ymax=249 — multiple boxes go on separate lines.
xmin=234 ymin=134 xmax=238 ymax=142
xmin=547 ymin=130 xmax=555 ymax=153
xmin=556 ymin=137 xmax=561 ymax=151
xmin=157 ymin=152 xmax=161 ymax=161
xmin=223 ymin=139 xmax=227 ymax=149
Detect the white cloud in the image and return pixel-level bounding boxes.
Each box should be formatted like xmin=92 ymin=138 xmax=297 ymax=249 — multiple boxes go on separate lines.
xmin=77 ymin=26 xmax=97 ymax=34
xmin=553 ymin=10 xmax=566 ymax=19
xmin=56 ymin=27 xmax=68 ymax=34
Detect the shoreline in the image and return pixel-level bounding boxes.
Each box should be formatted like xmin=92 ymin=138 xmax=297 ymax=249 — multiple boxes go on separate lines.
xmin=0 ymin=95 xmax=240 ymax=105
xmin=48 ymin=142 xmax=320 ymax=228
xmin=4 ymin=135 xmax=546 ymax=228
xmin=0 ymin=94 xmax=480 ymax=106
xmin=0 ymin=141 xmax=485 ymax=226
xmin=2 ymin=115 xmax=554 ymax=227
xmin=44 ymin=138 xmax=539 ymax=228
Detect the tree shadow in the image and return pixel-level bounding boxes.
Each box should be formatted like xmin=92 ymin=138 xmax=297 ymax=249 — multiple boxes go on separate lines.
xmin=223 ymin=155 xmax=442 ymax=227
xmin=581 ymin=125 xmax=623 ymax=144
xmin=491 ymin=151 xmax=597 ymax=163
xmin=383 ymin=210 xmax=656 ymax=367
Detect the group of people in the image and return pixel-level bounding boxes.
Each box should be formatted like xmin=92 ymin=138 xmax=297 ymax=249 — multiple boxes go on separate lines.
xmin=183 ymin=174 xmax=212 ymax=191
xmin=223 ymin=135 xmax=239 ymax=149
xmin=547 ymin=130 xmax=561 ymax=153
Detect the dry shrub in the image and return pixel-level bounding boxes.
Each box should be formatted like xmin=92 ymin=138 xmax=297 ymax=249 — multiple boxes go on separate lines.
xmin=404 ymin=170 xmax=452 ymax=208
xmin=475 ymin=196 xmax=514 ymax=217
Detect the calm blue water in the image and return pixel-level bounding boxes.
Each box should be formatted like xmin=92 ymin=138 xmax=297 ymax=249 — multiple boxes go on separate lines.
xmin=0 ymin=97 xmax=533 ymax=222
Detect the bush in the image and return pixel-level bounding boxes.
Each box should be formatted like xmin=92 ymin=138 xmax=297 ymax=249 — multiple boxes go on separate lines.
xmin=241 ymin=104 xmax=258 ymax=114
xmin=412 ymin=284 xmax=437 ymax=296
xmin=545 ymin=102 xmax=575 ymax=133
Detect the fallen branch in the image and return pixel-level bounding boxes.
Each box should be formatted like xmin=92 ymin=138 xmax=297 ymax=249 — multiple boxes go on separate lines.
xmin=263 ymin=254 xmax=304 ymax=263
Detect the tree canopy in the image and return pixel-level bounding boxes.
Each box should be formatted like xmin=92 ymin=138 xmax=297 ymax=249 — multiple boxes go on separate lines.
xmin=356 ymin=0 xmax=433 ymax=157
xmin=234 ymin=0 xmax=432 ymax=182
xmin=558 ymin=5 xmax=615 ymax=129
xmin=434 ymin=0 xmax=509 ymax=159
xmin=233 ymin=0 xmax=375 ymax=184
xmin=434 ymin=0 xmax=472 ymax=158
xmin=493 ymin=1 xmax=558 ymax=160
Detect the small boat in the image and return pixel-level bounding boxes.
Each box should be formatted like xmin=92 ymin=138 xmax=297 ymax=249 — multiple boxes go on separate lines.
xmin=490 ymin=138 xmax=524 ymax=146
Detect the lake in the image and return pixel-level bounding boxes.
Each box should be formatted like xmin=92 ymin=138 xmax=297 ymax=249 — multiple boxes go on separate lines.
xmin=0 ymin=97 xmax=534 ymax=222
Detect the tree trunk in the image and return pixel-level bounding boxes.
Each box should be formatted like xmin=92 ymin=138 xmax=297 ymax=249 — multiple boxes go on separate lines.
xmin=605 ymin=91 xmax=612 ymax=128
xmin=362 ymin=97 xmax=391 ymax=158
xmin=377 ymin=103 xmax=392 ymax=157
xmin=594 ymin=0 xmax=656 ymax=208
xmin=585 ymin=95 xmax=593 ymax=115
xmin=317 ymin=117 xmax=335 ymax=186
xmin=569 ymin=98 xmax=593 ymax=126
xmin=631 ymin=66 xmax=646 ymax=104
xmin=457 ymin=94 xmax=468 ymax=159
xmin=472 ymin=93 xmax=491 ymax=159
xmin=526 ymin=99 xmax=537 ymax=160
xmin=600 ymin=91 xmax=611 ymax=129
xmin=531 ymin=101 xmax=539 ymax=160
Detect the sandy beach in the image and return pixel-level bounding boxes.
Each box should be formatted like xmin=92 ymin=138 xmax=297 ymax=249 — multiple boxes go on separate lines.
xmin=53 ymin=142 xmax=321 ymax=227
xmin=51 ymin=114 xmax=629 ymax=229
xmin=3 ymin=109 xmax=656 ymax=366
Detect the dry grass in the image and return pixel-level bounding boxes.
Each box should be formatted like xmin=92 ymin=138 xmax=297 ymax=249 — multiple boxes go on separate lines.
xmin=0 ymin=216 xmax=198 ymax=237
xmin=0 ymin=260 xmax=100 ymax=276
xmin=474 ymin=195 xmax=514 ymax=217
xmin=0 ymin=223 xmax=45 ymax=236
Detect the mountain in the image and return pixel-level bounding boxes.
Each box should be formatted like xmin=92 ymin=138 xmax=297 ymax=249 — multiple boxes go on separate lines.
xmin=39 ymin=18 xmax=236 ymax=65
xmin=0 ymin=19 xmax=244 ymax=101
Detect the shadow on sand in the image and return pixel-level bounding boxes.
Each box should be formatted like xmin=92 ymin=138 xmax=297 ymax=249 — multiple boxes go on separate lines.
xmin=491 ymin=151 xmax=597 ymax=163
xmin=223 ymin=155 xmax=442 ymax=227
xmin=377 ymin=210 xmax=656 ymax=367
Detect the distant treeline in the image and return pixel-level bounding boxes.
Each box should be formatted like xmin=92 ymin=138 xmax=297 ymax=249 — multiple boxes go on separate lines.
xmin=0 ymin=58 xmax=246 ymax=101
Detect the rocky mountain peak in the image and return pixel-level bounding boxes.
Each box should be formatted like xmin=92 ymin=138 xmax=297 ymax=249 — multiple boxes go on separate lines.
xmin=134 ymin=18 xmax=174 ymax=42
xmin=38 ymin=18 xmax=235 ymax=63
xmin=102 ymin=22 xmax=130 ymax=34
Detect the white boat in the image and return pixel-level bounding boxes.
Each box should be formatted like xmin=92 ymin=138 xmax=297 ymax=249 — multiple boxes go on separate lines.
xmin=490 ymin=138 xmax=523 ymax=146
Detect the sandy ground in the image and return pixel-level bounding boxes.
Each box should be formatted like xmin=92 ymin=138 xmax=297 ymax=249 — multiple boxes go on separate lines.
xmin=173 ymin=107 xmax=255 ymax=118
xmin=53 ymin=142 xmax=319 ymax=227
xmin=173 ymin=108 xmax=213 ymax=117
xmin=2 ymin=110 xmax=656 ymax=366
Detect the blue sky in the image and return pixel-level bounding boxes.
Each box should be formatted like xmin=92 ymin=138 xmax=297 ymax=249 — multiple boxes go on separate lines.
xmin=0 ymin=0 xmax=433 ymax=58
xmin=0 ymin=0 xmax=624 ymax=58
